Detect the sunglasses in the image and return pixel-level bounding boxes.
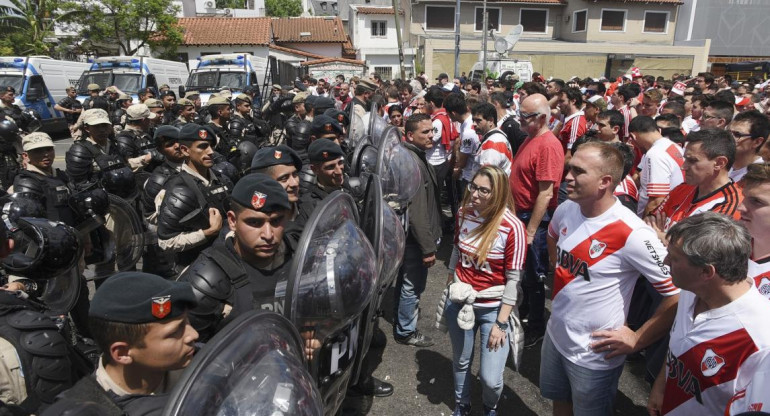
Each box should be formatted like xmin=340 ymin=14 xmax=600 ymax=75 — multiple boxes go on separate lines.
xmin=520 ymin=111 xmax=541 ymax=120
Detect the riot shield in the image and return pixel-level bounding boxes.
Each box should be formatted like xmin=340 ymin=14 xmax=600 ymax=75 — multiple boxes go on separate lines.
xmin=348 ymin=136 xmax=376 ymax=179
xmin=376 ymin=126 xmax=422 ymax=211
xmin=163 ymin=311 xmax=323 ymax=416
xmin=346 ymin=111 xmax=366 ymax=150
xmin=282 ymin=191 xmax=377 ymax=415
xmin=366 ymin=104 xmax=389 ymax=147
xmin=88 ymin=194 xmax=145 ymax=279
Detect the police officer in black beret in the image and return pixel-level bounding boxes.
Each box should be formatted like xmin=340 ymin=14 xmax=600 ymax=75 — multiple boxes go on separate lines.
xmin=310 ymin=115 xmax=344 ymax=144
xmin=46 ymin=272 xmax=199 ymax=415
xmin=250 ymin=145 xmax=302 ymax=221
xmin=178 ymin=173 xmax=296 ymax=341
xmin=156 ymin=124 xmax=233 ymax=271
xmin=295 ymin=139 xmax=345 ymax=226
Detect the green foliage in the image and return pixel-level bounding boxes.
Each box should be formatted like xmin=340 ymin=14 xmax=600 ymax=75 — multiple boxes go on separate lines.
xmin=67 ymin=0 xmax=182 ymax=57
xmin=0 ymin=0 xmax=84 ymax=55
xmin=265 ymin=0 xmax=302 ymax=17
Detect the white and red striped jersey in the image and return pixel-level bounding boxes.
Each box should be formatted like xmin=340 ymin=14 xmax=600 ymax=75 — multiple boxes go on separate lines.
xmin=725 ymin=349 xmax=770 ymax=415
xmin=454 ymin=207 xmax=527 ymax=307
xmin=559 ymin=111 xmax=587 ymax=154
xmin=662 ymin=287 xmax=770 ymax=415
xmin=749 ymin=256 xmax=770 ymax=300
xmin=638 ymin=137 xmax=685 ymax=216
xmin=614 ymin=175 xmax=639 ymax=201
xmin=474 ymin=129 xmax=513 ymax=177
xmin=547 ymin=199 xmax=678 ymax=370
xmin=618 ymin=105 xmax=632 ymax=140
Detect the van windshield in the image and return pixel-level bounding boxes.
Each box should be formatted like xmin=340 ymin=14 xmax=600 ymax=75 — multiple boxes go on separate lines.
xmin=77 ymin=71 xmax=141 ymax=95
xmin=187 ymin=71 xmax=245 ymax=92
xmin=0 ymin=75 xmax=23 ymax=93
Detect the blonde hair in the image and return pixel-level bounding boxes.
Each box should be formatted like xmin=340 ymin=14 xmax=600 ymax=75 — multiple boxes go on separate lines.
xmin=458 ymin=166 xmax=516 ymax=266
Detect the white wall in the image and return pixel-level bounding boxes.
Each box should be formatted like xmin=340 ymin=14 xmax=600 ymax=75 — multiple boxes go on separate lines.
xmin=353 ymin=13 xmax=403 ymax=50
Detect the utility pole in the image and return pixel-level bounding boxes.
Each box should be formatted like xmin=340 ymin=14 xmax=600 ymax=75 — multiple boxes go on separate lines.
xmin=392 ymin=0 xmax=405 ymax=79
xmin=453 ymin=0 xmax=460 ymax=78
xmin=481 ymin=0 xmax=488 ymax=76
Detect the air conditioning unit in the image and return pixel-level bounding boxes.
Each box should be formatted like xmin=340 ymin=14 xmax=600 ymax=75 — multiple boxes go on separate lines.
xmin=205 ymin=1 xmax=215 ymax=8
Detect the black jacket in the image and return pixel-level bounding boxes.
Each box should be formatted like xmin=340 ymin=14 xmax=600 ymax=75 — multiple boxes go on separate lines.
xmin=403 ymin=142 xmax=442 ymax=255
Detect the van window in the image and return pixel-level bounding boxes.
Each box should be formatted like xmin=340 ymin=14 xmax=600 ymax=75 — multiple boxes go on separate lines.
xmin=146 ymin=74 xmax=158 ymax=91
xmin=249 ymin=72 xmax=258 ymax=86
xmin=0 ymin=75 xmax=23 ymax=93
xmin=26 ymin=75 xmax=46 ymax=100
xmin=470 ymin=70 xmax=483 ymax=82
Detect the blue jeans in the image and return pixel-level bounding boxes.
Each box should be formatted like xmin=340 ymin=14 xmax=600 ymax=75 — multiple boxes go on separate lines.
xmin=516 ymin=210 xmax=552 ymax=331
xmin=445 ymin=302 xmax=510 ymax=409
xmin=540 ymin=333 xmax=623 ymax=416
xmin=394 ymin=244 xmax=429 ymax=338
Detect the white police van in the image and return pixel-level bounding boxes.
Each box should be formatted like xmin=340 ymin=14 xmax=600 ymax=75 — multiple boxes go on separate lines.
xmin=76 ymin=56 xmax=189 ymax=102
xmin=469 ymin=58 xmax=533 ymax=84
xmin=183 ymin=53 xmax=267 ymax=106
xmin=0 ymin=56 xmax=91 ymax=133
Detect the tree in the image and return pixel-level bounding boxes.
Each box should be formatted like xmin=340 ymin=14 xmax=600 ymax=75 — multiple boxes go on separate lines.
xmin=215 ymin=0 xmax=245 ymax=8
xmin=67 ymin=0 xmax=182 ymax=57
xmin=265 ymin=0 xmax=302 ymax=17
xmin=0 ymin=0 xmax=83 ymax=55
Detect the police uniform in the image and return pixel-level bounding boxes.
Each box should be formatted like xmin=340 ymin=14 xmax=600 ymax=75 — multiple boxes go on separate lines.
xmin=250 ymin=145 xmax=303 ymax=221
xmin=156 ymin=125 xmax=232 ymax=268
xmin=0 ymin=86 xmax=24 ymax=127
xmin=81 ymin=83 xmax=101 ymax=110
xmin=57 ymin=92 xmax=83 ymax=127
xmin=178 ymin=174 xmax=294 ymax=341
xmin=296 ymin=138 xmax=345 ymax=227
xmin=0 ymin=118 xmax=22 ymax=191
xmin=228 ymin=94 xmax=260 ymax=144
xmin=114 ymin=104 xmax=158 ymax=172
xmin=47 ymin=272 xmax=198 ymax=416
xmin=172 ymin=98 xmax=195 ymax=128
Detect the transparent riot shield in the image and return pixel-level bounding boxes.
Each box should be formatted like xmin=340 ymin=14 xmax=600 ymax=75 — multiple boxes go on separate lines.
xmin=376 ymin=126 xmax=422 ymax=212
xmin=346 ymin=112 xmax=366 ymax=150
xmin=351 ymin=174 xmax=406 ymax=385
xmin=282 ymin=191 xmax=378 ymax=415
xmin=163 ymin=310 xmax=323 ymax=416
xmin=367 ymin=104 xmax=389 ymax=147
xmin=89 ymin=193 xmax=145 ymax=279
xmin=349 ymin=136 xmax=376 ymax=179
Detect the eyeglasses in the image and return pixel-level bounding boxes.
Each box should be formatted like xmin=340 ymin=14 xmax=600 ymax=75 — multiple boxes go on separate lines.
xmin=519 ymin=111 xmax=541 ymax=120
xmin=730 ymin=130 xmax=754 ymax=140
xmin=472 ymin=118 xmax=484 ymax=123
xmin=467 ymin=182 xmax=492 ymax=197
xmin=701 ymin=113 xmax=718 ymax=121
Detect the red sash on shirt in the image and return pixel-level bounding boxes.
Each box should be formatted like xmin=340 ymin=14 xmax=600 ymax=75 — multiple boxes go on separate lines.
xmin=431 ymin=109 xmax=458 ymax=151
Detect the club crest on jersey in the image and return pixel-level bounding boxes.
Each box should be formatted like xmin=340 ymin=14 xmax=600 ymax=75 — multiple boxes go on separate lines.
xmin=560 ymin=227 xmax=567 ymax=236
xmin=758 ymin=277 xmax=770 ymax=296
xmin=152 ymin=296 xmax=171 ymax=319
xmin=748 ymin=403 xmax=764 ymax=412
xmin=274 ymin=150 xmax=282 ymax=159
xmin=700 ymin=348 xmax=725 ymax=377
xmin=251 ymin=191 xmax=266 ymax=209
xmin=589 ymin=239 xmax=607 ymax=259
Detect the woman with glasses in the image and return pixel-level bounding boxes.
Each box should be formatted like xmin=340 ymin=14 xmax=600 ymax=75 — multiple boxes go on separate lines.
xmin=444 ymin=165 xmax=527 ymax=416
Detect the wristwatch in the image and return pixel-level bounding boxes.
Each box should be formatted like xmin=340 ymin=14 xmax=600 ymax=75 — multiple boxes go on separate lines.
xmin=495 ymin=320 xmax=509 ymax=331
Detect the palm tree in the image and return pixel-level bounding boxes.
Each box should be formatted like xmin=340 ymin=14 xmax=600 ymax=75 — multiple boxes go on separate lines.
xmin=0 ymin=0 xmax=82 ymax=55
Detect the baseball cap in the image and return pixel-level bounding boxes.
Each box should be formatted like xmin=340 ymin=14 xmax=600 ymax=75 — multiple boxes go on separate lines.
xmin=82 ymin=109 xmax=111 ymax=125
xmin=126 ymin=104 xmax=157 ymax=121
xmin=87 ymin=83 xmax=101 ymax=91
xmin=22 ymin=132 xmax=54 ymax=151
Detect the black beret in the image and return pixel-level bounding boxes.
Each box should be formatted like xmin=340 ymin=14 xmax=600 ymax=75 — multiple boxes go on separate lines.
xmin=231 ymin=173 xmax=291 ymax=213
xmin=308 ymin=138 xmax=344 ymax=163
xmin=304 ymin=95 xmax=318 ymax=107
xmin=311 ymin=115 xmax=344 ymax=137
xmin=323 ymin=108 xmax=350 ymax=127
xmin=90 ymin=272 xmax=197 ymax=323
xmin=294 ymin=80 xmax=307 ymax=92
xmin=313 ymin=97 xmax=335 ymax=112
xmin=153 ymin=125 xmax=179 ymax=142
xmin=251 ymin=145 xmax=302 ymax=172
xmin=178 ymin=123 xmax=216 ymax=144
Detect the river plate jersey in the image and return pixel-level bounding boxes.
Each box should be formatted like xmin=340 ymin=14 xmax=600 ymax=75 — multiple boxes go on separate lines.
xmin=638 ymin=138 xmax=685 ymax=216
xmin=662 ymin=287 xmax=770 ymax=415
xmin=653 ymin=182 xmax=742 ymax=232
xmin=547 ymin=199 xmax=679 ymax=370
xmin=749 ymin=256 xmax=770 ymax=300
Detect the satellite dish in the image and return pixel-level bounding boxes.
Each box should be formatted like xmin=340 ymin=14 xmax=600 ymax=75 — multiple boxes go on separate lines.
xmin=494 ymin=38 xmax=508 ymax=54
xmin=505 ymin=25 xmax=523 ymax=50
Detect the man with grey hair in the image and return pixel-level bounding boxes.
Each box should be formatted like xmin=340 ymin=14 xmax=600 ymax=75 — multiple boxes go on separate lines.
xmin=648 ymin=212 xmax=770 ymax=416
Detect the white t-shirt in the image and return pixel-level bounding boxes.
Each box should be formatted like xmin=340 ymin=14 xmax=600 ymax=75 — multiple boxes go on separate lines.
xmin=728 ymin=156 xmax=764 ymax=183
xmin=664 ymin=287 xmax=770 ymax=415
xmin=682 ymin=116 xmax=700 ymax=134
xmin=459 ymin=115 xmax=480 ymax=181
xmin=638 ymin=137 xmax=685 ymax=215
xmin=426 ymin=118 xmax=450 ymax=166
xmin=749 ymin=256 xmax=770 ymax=301
xmin=547 ymin=199 xmax=678 ymax=370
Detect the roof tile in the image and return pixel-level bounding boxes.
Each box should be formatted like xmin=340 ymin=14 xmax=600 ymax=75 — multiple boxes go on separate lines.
xmin=271 ymin=17 xmax=348 ymax=43
xmin=300 ymin=57 xmax=366 ymax=66
xmin=178 ymin=17 xmax=271 ymax=46
xmin=354 ymin=6 xmax=404 ymax=15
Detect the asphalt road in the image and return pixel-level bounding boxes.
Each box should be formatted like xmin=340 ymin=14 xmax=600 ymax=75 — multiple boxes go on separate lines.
xmin=49 ymin=136 xmax=652 ymax=416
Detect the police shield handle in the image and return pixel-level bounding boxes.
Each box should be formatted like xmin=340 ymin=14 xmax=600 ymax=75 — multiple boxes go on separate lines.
xmin=202 ymin=208 xmax=223 ymax=238
xmin=300 ymin=326 xmax=322 ymax=362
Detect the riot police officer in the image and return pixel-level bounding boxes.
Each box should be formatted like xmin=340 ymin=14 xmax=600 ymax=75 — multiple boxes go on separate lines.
xmin=158 ymin=90 xmax=177 ymax=125
xmin=179 ymin=173 xmax=295 ymax=341
xmin=81 ymin=84 xmax=101 ymax=110
xmin=228 ymin=94 xmax=260 ymax=145
xmin=296 ymin=138 xmax=345 ymax=226
xmin=250 ymin=145 xmax=302 ymax=221
xmin=46 ymin=272 xmax=199 ymax=415
xmin=110 ymin=93 xmax=132 ymax=133
xmin=156 ymin=124 xmax=232 ymax=269
xmin=309 ymin=114 xmax=344 ymax=144
xmin=0 ymin=119 xmax=22 ymax=190
xmin=0 ymin=219 xmax=93 ymax=414
xmin=172 ymin=98 xmax=196 ymax=128
xmin=54 ymin=86 xmax=83 ymax=132
xmin=114 ymin=104 xmax=160 ymax=172
xmin=206 ymin=96 xmax=231 ymax=152
xmin=0 ymin=86 xmax=23 ymax=128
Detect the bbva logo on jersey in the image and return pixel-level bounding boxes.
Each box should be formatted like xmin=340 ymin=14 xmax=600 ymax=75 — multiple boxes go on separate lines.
xmin=700 ymin=348 xmax=726 ymax=377
xmin=588 ymin=239 xmax=607 ymax=259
